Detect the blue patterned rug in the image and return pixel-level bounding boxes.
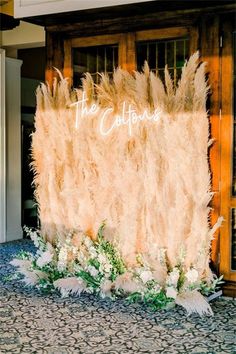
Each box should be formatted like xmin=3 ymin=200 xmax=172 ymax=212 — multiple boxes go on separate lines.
xmin=0 ymin=239 xmax=235 ymax=354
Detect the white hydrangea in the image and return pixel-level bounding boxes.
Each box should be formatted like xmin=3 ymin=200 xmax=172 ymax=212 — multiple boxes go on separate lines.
xmin=166 ymin=286 xmax=177 ymax=299
xmin=185 ymin=268 xmax=198 ymax=284
xmin=140 ymin=270 xmax=153 ymax=284
xmin=36 ymin=250 xmax=53 ymax=268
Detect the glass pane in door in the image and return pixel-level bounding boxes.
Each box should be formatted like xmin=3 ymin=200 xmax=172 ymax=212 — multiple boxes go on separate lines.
xmin=73 ymin=44 xmax=118 ymax=87
xmin=136 ymin=37 xmax=189 ymax=85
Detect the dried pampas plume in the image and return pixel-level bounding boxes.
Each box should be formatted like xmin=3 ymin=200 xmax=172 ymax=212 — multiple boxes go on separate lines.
xmin=176 ymin=290 xmax=213 ymax=316
xmin=32 ymin=52 xmax=222 ymax=282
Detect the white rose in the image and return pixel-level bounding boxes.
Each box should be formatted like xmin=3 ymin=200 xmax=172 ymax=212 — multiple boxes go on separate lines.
xmin=87 ymin=265 xmax=99 ymax=277
xmin=36 ymin=250 xmax=53 ymax=268
xmin=104 ymin=263 xmax=112 ymax=273
xmin=140 ymin=270 xmax=153 ymax=284
xmin=186 ymin=268 xmax=198 ymax=284
xmin=166 ymin=286 xmax=177 ymax=299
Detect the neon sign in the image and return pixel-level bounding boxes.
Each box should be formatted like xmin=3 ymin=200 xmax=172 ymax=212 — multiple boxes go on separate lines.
xmin=70 ymin=92 xmax=161 ymax=136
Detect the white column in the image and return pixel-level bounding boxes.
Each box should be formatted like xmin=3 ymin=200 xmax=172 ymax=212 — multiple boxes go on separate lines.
xmin=5 ymin=57 xmax=23 ymax=242
xmin=0 ymin=49 xmax=6 ymax=243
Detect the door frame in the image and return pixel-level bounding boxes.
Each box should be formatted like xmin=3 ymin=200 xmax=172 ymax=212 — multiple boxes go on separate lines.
xmin=220 ymin=18 xmax=236 ymax=282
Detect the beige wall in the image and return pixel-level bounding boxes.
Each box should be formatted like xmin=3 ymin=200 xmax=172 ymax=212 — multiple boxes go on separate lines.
xmin=2 ymin=21 xmax=45 ymax=49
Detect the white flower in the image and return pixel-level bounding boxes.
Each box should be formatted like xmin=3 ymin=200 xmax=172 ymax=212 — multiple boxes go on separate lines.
xmin=103 ymin=263 xmax=112 ymax=273
xmin=185 ymin=268 xmax=198 ymax=284
xmin=58 ymin=247 xmax=68 ymax=262
xmin=167 ymin=267 xmax=180 ymax=286
xmin=87 ymin=265 xmax=99 ymax=277
xmin=57 ymin=261 xmax=67 ymax=272
xmin=89 ymin=246 xmax=98 ymax=258
xmin=36 ymin=250 xmax=53 ymax=268
xmin=98 ymin=254 xmax=107 ymax=264
xmin=140 ymin=270 xmax=153 ymax=284
xmin=166 ymin=286 xmax=178 ymax=299
xmin=77 ymin=251 xmax=85 ymax=261
xmin=83 ymin=236 xmax=93 ymax=248
xmin=153 ymin=284 xmax=161 ymax=293
xmin=46 ymin=242 xmax=55 ymax=253
xmin=57 ymin=248 xmax=68 ymax=272
xmin=30 ymin=232 xmax=40 ymax=248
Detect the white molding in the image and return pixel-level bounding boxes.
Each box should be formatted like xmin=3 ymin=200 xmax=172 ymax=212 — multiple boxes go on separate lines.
xmin=0 ymin=49 xmax=6 ymax=243
xmin=5 ymin=57 xmax=23 ymax=242
xmin=14 ymin=0 xmax=153 ymax=18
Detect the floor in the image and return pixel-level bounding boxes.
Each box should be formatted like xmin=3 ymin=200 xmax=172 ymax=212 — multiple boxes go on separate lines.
xmin=0 ymin=240 xmax=235 ymax=354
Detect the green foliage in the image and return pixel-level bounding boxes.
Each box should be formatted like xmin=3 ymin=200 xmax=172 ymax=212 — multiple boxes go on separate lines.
xmin=76 ymin=270 xmax=101 ymax=289
xmin=96 ymin=222 xmax=126 ymax=281
xmin=9 ymin=224 xmax=225 ymax=312
xmin=15 ymin=250 xmax=33 ymax=260
xmin=200 ymin=275 xmax=224 ymax=296
xmin=127 ymin=292 xmax=143 ymax=303
xmin=143 ymin=289 xmax=174 ymax=311
xmin=127 ymin=289 xmax=174 ymax=311
xmin=88 ymin=258 xmax=100 ymax=270
xmin=177 ymin=268 xmax=185 ymax=290
xmin=36 ymin=278 xmax=55 ymax=294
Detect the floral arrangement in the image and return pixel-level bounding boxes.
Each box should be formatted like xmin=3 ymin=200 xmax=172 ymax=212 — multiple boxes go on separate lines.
xmin=10 ymin=53 xmax=224 ymax=316
xmin=10 ymin=225 xmax=223 ymax=316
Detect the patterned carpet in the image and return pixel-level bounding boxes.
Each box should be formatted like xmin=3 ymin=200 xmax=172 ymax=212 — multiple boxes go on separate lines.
xmin=0 ymin=240 xmax=235 ymax=354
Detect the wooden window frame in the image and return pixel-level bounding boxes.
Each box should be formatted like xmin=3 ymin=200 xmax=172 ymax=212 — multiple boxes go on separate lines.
xmin=65 ymin=33 xmax=134 ymax=85
xmin=63 ymin=26 xmax=198 ymax=85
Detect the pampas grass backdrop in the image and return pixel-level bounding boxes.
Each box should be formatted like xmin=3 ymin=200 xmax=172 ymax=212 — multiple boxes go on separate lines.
xmin=32 ymin=52 xmax=221 ymax=282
